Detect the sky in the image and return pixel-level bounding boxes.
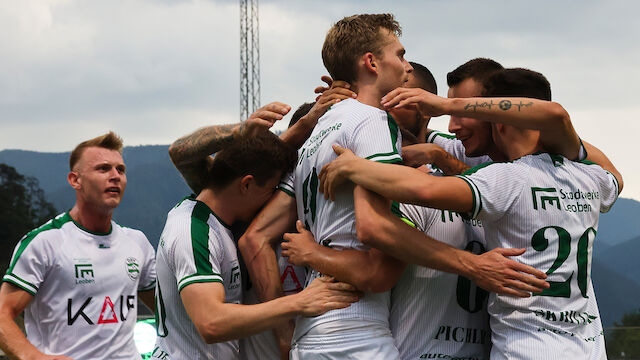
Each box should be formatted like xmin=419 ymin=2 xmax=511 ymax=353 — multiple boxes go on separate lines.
xmin=1 ymin=0 xmax=638 ymax=200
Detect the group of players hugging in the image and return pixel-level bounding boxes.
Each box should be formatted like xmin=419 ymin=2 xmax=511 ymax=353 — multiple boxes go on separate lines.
xmin=1 ymin=13 xmax=621 ymax=360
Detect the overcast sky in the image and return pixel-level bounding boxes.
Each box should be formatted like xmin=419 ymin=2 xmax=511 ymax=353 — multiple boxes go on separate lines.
xmin=1 ymin=0 xmax=638 ymax=200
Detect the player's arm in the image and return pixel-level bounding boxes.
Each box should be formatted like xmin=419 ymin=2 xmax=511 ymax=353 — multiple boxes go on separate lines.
xmin=319 ymin=145 xmax=473 ymax=212
xmin=582 ymin=140 xmax=624 ymax=193
xmin=0 ymin=283 xmax=73 ymax=360
xmin=355 ymin=189 xmax=549 ymax=297
xmin=402 ymin=143 xmax=471 ymax=175
xmin=382 ymin=88 xmax=581 ymax=160
xmin=237 ymin=190 xmax=298 ymax=359
xmin=169 ymin=102 xmax=292 ymax=193
xmin=180 ymin=277 xmax=359 ymax=344
xmin=280 ymin=80 xmax=356 ymax=148
xmin=282 ymin=187 xmax=406 ymax=293
xmin=138 ymin=289 xmax=155 ymax=312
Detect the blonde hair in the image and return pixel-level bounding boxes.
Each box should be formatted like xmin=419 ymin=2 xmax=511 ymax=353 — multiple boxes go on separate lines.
xmin=321 ymin=14 xmax=401 ymax=84
xmin=69 ymin=131 xmax=123 ymax=170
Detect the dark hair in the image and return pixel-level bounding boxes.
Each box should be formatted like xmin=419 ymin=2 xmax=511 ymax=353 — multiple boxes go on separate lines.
xmin=446 ymin=58 xmax=503 ymax=88
xmin=484 ymin=68 xmax=552 ymax=101
xmin=409 ymin=61 xmax=437 ymax=95
xmin=207 ymin=131 xmax=297 ymax=190
xmin=322 ymin=14 xmax=401 ymax=84
xmin=288 ymin=102 xmax=316 ymax=128
xmin=69 ymin=131 xmax=123 ymax=170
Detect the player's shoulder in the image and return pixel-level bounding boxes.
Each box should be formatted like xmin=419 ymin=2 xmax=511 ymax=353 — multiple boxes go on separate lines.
xmin=426 ymin=129 xmax=457 ymax=143
xmin=20 ymin=212 xmax=74 ymax=245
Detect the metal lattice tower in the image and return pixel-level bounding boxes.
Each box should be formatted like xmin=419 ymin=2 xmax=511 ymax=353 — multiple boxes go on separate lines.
xmin=240 ymin=0 xmax=260 ymax=120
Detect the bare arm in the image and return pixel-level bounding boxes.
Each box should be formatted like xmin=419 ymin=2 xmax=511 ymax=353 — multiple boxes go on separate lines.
xmin=319 ymin=145 xmax=474 ymax=212
xmin=169 ymin=102 xmax=292 ymax=193
xmin=402 ymin=143 xmax=471 ymax=175
xmin=138 ymin=289 xmax=155 ymax=313
xmin=382 ymin=88 xmax=581 ymax=160
xmin=237 ymin=191 xmax=298 ymax=358
xmin=281 ymin=187 xmax=406 ymax=293
xmin=0 ymin=283 xmax=73 ymax=360
xmin=582 ymin=140 xmax=624 ymax=193
xmin=354 ymin=188 xmax=549 ymax=297
xmin=180 ymin=277 xmax=359 ymax=344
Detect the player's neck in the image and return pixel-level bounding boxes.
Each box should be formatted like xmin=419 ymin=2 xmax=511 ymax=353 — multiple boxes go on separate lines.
xmin=502 ymin=134 xmax=543 ymax=161
xmin=196 ymin=188 xmax=236 ymax=226
xmin=354 ymin=82 xmax=385 ymax=109
xmin=69 ymin=202 xmax=113 ymax=234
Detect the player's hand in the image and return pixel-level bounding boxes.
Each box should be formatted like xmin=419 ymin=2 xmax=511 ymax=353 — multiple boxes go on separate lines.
xmin=402 ymin=143 xmax=443 ymax=168
xmin=242 ymin=102 xmax=291 ymax=136
xmin=318 ymin=145 xmax=359 ymax=201
xmin=381 ymin=87 xmax=448 ymax=118
xmin=468 ymin=248 xmax=550 ymax=298
xmin=304 ymin=81 xmax=357 ymax=125
xmin=313 ymin=75 xmax=334 ymax=95
xmin=281 ymin=220 xmax=319 ymax=267
xmin=295 ymin=276 xmax=360 ymax=317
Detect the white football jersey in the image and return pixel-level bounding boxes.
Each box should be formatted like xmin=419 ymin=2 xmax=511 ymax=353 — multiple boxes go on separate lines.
xmin=3 ymin=212 xmax=156 ymax=359
xmin=457 ymin=153 xmax=618 ymax=359
xmin=279 ymin=98 xmax=402 ymax=340
xmin=426 ymin=130 xmax=491 ymax=167
xmin=391 ymin=199 xmax=490 ymax=360
xmin=153 ymin=196 xmax=243 ymax=360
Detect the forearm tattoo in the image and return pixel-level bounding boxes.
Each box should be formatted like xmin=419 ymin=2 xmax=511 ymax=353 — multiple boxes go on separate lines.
xmin=465 ymin=99 xmax=534 ymax=112
xmin=170 ymin=123 xmax=239 ymax=166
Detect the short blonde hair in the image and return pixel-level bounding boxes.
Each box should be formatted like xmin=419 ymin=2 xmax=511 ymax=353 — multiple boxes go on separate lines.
xmin=69 ymin=131 xmax=123 ymax=170
xmin=321 ymin=14 xmax=401 ymax=84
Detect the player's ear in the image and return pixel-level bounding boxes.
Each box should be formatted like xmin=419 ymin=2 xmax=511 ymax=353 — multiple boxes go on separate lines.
xmin=239 ymin=175 xmax=254 ymax=194
xmin=363 ymin=52 xmax=377 ymax=75
xmin=68 ymin=171 xmax=81 ymax=190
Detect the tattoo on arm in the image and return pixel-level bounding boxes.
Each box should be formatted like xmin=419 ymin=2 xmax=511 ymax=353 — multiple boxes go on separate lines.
xmin=440 ymin=151 xmax=471 ymax=175
xmin=169 ymin=123 xmax=244 ymax=192
xmin=464 ymin=99 xmax=534 ymax=112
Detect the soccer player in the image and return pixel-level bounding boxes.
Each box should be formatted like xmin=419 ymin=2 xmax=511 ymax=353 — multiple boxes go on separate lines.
xmin=319 ymin=68 xmax=622 ymax=359
xmin=0 ymin=132 xmax=157 ymax=360
xmin=151 ymin=103 xmax=360 ymax=360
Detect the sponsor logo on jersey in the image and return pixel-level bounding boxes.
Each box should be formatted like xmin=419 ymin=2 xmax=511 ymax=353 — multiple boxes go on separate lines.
xmin=533 ymin=309 xmax=598 ymax=325
xmin=74 ymin=262 xmax=95 ymax=285
xmin=281 ymin=265 xmax=303 ymax=294
xmin=126 ymin=257 xmax=140 ymax=281
xmin=67 ymin=295 xmax=136 ymax=325
xmin=229 ymin=264 xmax=241 ymax=290
xmin=434 ymin=325 xmax=490 ymax=345
xmin=151 ymin=347 xmax=171 ymax=359
xmin=420 ymin=353 xmax=484 ymax=359
xmin=531 ymin=187 xmax=561 ymax=210
xmin=532 ymin=186 xmax=598 ymax=213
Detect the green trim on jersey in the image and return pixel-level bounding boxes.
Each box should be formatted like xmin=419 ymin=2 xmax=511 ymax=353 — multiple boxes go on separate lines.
xmin=390 ymin=202 xmax=417 ymax=228
xmin=190 ymin=201 xmax=216 ymax=276
xmin=71 ymin=217 xmax=112 ymax=236
xmin=455 ymin=175 xmax=482 ymax=219
xmin=427 ymin=130 xmax=456 ymax=143
xmin=2 ymin=273 xmax=38 ymax=296
xmin=461 ymin=161 xmax=495 ymax=176
xmin=364 ymin=113 xmax=402 ymax=163
xmin=5 ymin=213 xmax=73 ymax=276
xmin=278 ymin=187 xmax=295 ymax=198
xmin=175 ymin=194 xmax=195 ymax=208
xmin=548 ymin=154 xmax=565 ymax=167
xmin=579 ymin=160 xmax=597 ymax=166
xmin=178 ymin=274 xmax=223 ymax=292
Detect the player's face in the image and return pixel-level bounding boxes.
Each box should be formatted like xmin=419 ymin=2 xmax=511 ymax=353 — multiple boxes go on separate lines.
xmin=241 ymin=173 xmax=282 ymax=222
xmin=389 ymin=72 xmax=430 ymax=138
xmin=375 ymin=30 xmax=413 ymax=96
xmin=72 ymin=147 xmax=127 ymax=212
xmin=447 ymin=78 xmax=494 ymax=157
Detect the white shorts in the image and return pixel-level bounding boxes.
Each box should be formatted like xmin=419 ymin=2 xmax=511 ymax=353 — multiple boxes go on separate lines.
xmin=290 ymin=321 xmax=399 ymax=360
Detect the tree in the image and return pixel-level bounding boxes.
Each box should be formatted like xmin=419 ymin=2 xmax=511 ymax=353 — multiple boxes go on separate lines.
xmin=0 ymin=163 xmax=57 ymax=274
xmin=607 ymin=310 xmax=640 ymax=359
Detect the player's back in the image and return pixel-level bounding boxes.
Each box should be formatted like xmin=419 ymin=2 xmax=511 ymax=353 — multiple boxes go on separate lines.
xmin=458 ymin=153 xmax=618 ymax=359
xmin=281 ymin=98 xmax=403 ymax=341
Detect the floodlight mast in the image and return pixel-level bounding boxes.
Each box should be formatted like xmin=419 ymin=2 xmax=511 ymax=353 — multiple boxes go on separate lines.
xmin=240 ymin=0 xmax=260 ymax=121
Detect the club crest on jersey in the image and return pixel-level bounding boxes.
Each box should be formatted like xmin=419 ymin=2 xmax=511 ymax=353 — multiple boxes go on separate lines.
xmin=229 ymin=264 xmax=241 ymax=290
xmin=74 ymin=261 xmax=95 ymax=285
xmin=126 ymin=257 xmax=140 ymax=281
xmin=531 ymin=187 xmax=561 ymax=211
